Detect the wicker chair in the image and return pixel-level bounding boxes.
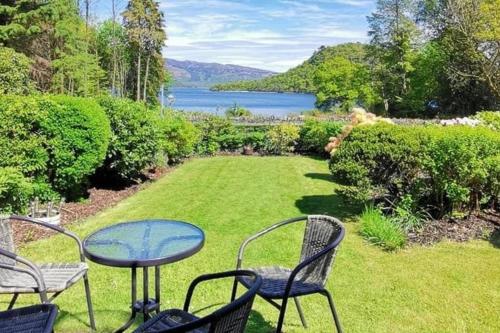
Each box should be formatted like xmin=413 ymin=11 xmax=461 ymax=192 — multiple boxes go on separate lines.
xmin=0 ymin=215 xmax=95 ymax=330
xmin=133 ymin=270 xmax=262 ymax=333
xmin=0 ymin=304 xmax=58 ymax=333
xmin=232 ymin=215 xmax=345 ymax=333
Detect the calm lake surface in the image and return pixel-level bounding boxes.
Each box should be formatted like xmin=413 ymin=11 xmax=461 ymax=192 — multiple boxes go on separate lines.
xmin=166 ymin=87 xmax=316 ymax=116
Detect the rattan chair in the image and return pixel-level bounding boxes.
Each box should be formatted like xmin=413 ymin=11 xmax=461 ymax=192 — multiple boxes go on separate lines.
xmin=0 ymin=304 xmax=57 ymax=333
xmin=133 ymin=270 xmax=262 ymax=333
xmin=0 ymin=215 xmax=95 ymax=330
xmin=232 ymin=215 xmax=345 ymax=333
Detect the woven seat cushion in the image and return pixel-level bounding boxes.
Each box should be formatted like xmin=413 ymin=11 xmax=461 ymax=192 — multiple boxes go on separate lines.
xmin=238 ymin=266 xmax=324 ymax=299
xmin=134 ymin=309 xmax=208 ymax=333
xmin=0 ymin=263 xmax=88 ymax=293
xmin=0 ymin=304 xmax=57 ymax=333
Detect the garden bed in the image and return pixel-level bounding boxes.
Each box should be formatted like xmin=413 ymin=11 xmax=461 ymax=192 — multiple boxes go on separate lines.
xmin=12 ymin=167 xmax=172 ymax=245
xmin=408 ymin=211 xmax=500 ymax=245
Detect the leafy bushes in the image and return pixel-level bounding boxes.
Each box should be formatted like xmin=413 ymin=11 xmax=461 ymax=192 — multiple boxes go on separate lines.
xmin=298 ymin=119 xmax=343 ymax=154
xmin=195 ymin=116 xmax=236 ymax=155
xmin=359 ymin=206 xmax=406 ymax=251
xmin=0 ymin=168 xmax=33 ymax=215
xmin=330 ymin=123 xmax=500 ymax=217
xmin=159 ymin=112 xmax=200 ymax=163
xmin=0 ymin=47 xmax=34 ymax=95
xmin=45 ymin=96 xmax=110 ymax=196
xmin=97 ymin=97 xmax=160 ymax=178
xmin=476 ymin=111 xmax=500 ymax=131
xmin=265 ymin=124 xmax=300 ymax=155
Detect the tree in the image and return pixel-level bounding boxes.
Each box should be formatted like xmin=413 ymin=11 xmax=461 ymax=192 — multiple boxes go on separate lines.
xmin=367 ymin=0 xmax=419 ymax=114
xmin=314 ymin=57 xmax=380 ymax=112
xmin=123 ymin=0 xmax=167 ymax=103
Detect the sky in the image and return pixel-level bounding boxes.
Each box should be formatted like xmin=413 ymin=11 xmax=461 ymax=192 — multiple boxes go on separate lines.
xmin=94 ymin=0 xmax=376 ymax=73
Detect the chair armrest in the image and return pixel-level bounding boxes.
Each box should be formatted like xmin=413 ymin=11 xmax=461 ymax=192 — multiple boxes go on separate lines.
xmin=0 ymin=248 xmax=48 ymax=302
xmin=236 ymin=216 xmax=307 ymax=269
xmin=9 ymin=215 xmax=86 ymax=261
xmin=283 ymin=226 xmax=345 ymax=299
xmin=183 ymin=270 xmax=258 ymax=312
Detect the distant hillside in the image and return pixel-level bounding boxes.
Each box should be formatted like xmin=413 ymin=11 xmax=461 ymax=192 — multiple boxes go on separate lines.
xmin=211 ymin=43 xmax=368 ymax=93
xmin=165 ymin=58 xmax=276 ymax=88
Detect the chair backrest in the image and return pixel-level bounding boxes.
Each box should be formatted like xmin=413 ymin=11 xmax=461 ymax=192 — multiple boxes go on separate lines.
xmin=208 ymin=271 xmax=261 ymax=333
xmin=297 ymin=215 xmax=344 ymax=286
xmin=0 ymin=217 xmax=15 ymax=265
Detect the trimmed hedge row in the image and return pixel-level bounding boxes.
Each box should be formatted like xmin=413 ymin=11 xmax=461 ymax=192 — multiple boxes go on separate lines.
xmin=0 ymin=93 xmax=344 ymax=214
xmin=330 ymin=123 xmax=500 ymax=217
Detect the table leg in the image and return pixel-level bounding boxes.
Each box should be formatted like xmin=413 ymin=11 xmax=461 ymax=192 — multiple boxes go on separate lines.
xmin=143 ymin=267 xmax=149 ymax=321
xmin=114 ymin=268 xmax=138 ymax=333
xmin=155 ymin=266 xmax=161 ymax=314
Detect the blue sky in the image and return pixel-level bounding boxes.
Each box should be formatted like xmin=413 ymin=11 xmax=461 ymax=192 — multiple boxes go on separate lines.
xmin=95 ymin=0 xmax=376 ymax=72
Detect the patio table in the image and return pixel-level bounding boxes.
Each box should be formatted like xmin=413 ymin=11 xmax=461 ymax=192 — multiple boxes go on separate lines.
xmin=83 ymin=219 xmax=205 ymax=332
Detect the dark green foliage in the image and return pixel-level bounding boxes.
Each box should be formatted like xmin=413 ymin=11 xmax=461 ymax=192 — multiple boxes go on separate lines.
xmin=159 ymin=112 xmax=200 ymax=163
xmin=45 ymin=96 xmax=110 ymax=197
xmin=298 ymin=119 xmax=343 ymax=154
xmin=0 ymin=47 xmax=34 ymax=95
xmin=0 ymin=167 xmax=33 ymax=214
xmin=97 ymin=96 xmax=161 ymax=179
xmin=330 ymin=123 xmax=500 ymax=216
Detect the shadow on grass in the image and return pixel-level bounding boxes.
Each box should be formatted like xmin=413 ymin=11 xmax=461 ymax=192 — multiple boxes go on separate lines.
xmin=245 ymin=310 xmax=275 ymax=333
xmin=304 ymin=172 xmax=334 ymax=182
xmin=490 ymin=229 xmax=500 ymax=248
xmin=295 ymin=192 xmax=361 ymax=220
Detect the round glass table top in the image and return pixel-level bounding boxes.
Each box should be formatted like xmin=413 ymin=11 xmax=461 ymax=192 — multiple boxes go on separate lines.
xmin=83 ymin=220 xmax=205 ymax=267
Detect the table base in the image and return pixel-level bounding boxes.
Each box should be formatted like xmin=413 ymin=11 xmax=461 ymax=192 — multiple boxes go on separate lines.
xmin=115 ymin=266 xmax=161 ymax=333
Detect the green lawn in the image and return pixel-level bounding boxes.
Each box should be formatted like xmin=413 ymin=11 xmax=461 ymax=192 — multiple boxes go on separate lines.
xmin=5 ymin=156 xmax=499 ymax=332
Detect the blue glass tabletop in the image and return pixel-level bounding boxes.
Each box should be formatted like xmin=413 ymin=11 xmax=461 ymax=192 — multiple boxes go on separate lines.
xmin=83 ymin=220 xmax=205 ymax=267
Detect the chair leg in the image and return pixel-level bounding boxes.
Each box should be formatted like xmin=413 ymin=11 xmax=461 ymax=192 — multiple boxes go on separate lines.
xmin=323 ymin=290 xmax=342 ymax=333
xmin=7 ymin=293 xmax=18 ymax=310
xmin=293 ymin=297 xmax=308 ymax=328
xmin=83 ymin=273 xmax=96 ymax=331
xmin=276 ymin=297 xmax=289 ymax=333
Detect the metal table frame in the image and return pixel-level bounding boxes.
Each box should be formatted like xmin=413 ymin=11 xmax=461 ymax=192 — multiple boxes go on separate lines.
xmin=82 ymin=220 xmax=205 ymax=333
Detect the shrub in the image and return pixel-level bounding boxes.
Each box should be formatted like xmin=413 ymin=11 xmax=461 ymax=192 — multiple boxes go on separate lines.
xmin=330 ymin=123 xmax=426 ymax=203
xmin=0 ymin=47 xmax=34 ymax=95
xmin=475 ymin=111 xmax=500 ymax=131
xmin=45 ymin=96 xmax=110 ymax=197
xmin=298 ymin=119 xmax=343 ymax=154
xmin=359 ymin=206 xmax=406 ymax=251
xmin=160 ymin=112 xmax=200 ymax=163
xmin=330 ymin=123 xmax=500 ymax=216
xmin=0 ymin=167 xmax=33 ymax=215
xmin=0 ymin=96 xmax=49 ymax=177
xmin=265 ymin=124 xmax=300 ymax=155
xmin=195 ymin=116 xmax=236 ymax=155
xmin=243 ymin=130 xmax=267 ymax=151
xmin=97 ymin=96 xmax=161 ymax=178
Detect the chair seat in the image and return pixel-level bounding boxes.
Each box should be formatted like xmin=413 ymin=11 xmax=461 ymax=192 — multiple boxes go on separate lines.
xmin=0 ymin=304 xmax=58 ymax=333
xmin=238 ymin=266 xmax=324 ymax=299
xmin=0 ymin=262 xmax=88 ymax=293
xmin=134 ymin=309 xmax=208 ymax=333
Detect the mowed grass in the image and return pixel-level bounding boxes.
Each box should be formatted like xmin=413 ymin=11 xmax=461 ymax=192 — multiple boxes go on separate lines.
xmin=4 ymin=156 xmax=499 ymax=332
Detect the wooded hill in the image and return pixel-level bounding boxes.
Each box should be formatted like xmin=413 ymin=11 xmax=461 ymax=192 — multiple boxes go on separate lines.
xmin=211 ymin=43 xmax=367 ymax=93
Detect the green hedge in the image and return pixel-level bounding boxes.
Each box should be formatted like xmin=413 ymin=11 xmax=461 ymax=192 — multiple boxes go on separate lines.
xmin=0 ymin=167 xmax=33 ymax=215
xmin=298 ymin=119 xmax=343 ymax=154
xmin=160 ymin=112 xmax=200 ymax=163
xmin=98 ymin=96 xmax=160 ymax=179
xmin=46 ymin=96 xmax=110 ymax=197
xmin=330 ymin=123 xmax=500 ymax=217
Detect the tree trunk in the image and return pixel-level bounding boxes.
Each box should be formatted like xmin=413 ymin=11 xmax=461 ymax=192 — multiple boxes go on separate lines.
xmin=143 ymin=55 xmax=150 ymax=102
xmin=136 ymin=52 xmax=142 ymax=101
